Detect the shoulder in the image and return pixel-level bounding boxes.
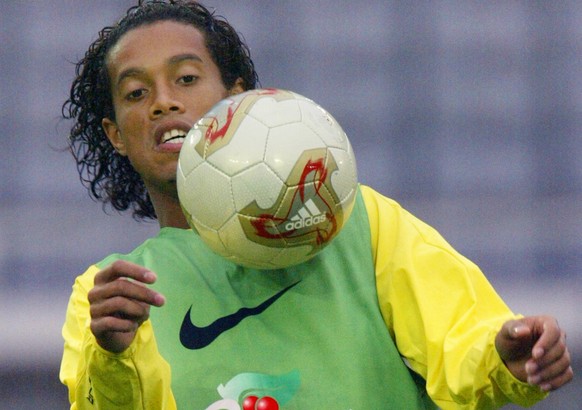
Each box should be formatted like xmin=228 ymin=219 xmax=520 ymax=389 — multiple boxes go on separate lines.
xmin=360 ymin=184 xmax=459 ymax=245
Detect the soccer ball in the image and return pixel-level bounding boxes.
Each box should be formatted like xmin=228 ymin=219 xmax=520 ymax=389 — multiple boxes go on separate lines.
xmin=177 ymin=88 xmax=358 ymax=269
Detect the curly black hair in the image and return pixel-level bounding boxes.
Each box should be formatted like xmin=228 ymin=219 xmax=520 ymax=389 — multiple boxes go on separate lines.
xmin=63 ymin=0 xmax=259 ymax=220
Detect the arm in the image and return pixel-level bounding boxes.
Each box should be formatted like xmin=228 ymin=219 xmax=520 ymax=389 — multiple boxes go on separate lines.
xmin=60 ymin=261 xmax=176 ymax=409
xmin=360 ymin=185 xmax=550 ymax=408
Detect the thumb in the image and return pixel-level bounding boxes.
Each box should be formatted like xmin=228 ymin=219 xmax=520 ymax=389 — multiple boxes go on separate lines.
xmin=508 ymin=320 xmax=532 ymax=339
xmin=496 ymin=319 xmax=534 ymax=362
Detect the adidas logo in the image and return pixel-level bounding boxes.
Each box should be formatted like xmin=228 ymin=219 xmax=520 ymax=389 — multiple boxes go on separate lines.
xmin=284 ymin=198 xmax=327 ymax=231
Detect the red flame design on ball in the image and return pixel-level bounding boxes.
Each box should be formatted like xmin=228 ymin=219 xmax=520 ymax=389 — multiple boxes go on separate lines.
xmin=204 ymin=89 xmax=279 ymax=146
xmin=250 ymin=156 xmax=337 ymax=247
xmin=299 ymin=158 xmax=327 ymax=202
xmin=205 ymin=105 xmax=235 ymax=145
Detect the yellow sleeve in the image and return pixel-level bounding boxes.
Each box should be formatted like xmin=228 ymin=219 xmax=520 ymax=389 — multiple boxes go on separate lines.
xmin=360 ymin=185 xmax=547 ymax=409
xmin=59 ymin=265 xmax=176 ymax=410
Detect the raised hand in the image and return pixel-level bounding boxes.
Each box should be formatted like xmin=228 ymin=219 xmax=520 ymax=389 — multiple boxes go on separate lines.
xmin=495 ymin=315 xmax=573 ymax=391
xmin=88 ymin=260 xmax=165 ymax=353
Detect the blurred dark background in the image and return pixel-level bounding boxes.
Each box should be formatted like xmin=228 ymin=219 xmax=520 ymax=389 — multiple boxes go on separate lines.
xmin=0 ymin=1 xmax=579 ymax=408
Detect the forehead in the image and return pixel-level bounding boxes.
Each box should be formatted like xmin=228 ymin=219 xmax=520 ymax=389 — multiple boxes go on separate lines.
xmin=106 ymin=20 xmax=211 ymax=77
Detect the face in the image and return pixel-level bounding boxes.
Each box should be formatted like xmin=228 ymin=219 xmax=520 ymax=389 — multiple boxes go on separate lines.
xmin=103 ymin=20 xmax=242 ymax=199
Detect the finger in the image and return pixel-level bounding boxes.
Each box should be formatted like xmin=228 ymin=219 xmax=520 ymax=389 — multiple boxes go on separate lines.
xmin=94 ymin=260 xmax=157 ymax=286
xmin=90 ymin=294 xmax=151 ymax=322
xmin=90 ymin=316 xmax=143 ymax=353
xmin=538 ymin=364 xmax=574 ymax=392
xmin=89 ymin=274 xmax=165 ymax=307
xmin=509 ymin=320 xmax=533 ymax=338
xmin=529 ymin=331 xmax=567 ymax=371
xmin=91 ymin=314 xmax=141 ymax=335
xmin=531 ymin=318 xmax=562 ymax=359
xmin=495 ymin=319 xmax=534 ymax=363
xmin=529 ymin=348 xmax=571 ymax=383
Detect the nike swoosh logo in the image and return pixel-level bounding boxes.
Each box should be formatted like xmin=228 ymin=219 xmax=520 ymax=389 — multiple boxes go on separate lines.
xmin=180 ymin=281 xmax=301 ymax=350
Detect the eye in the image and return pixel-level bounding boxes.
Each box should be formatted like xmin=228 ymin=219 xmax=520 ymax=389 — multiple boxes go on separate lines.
xmin=126 ymin=88 xmax=147 ymax=101
xmin=179 ymin=75 xmax=198 ymax=85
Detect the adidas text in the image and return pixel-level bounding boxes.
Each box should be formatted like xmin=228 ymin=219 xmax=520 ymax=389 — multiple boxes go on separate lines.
xmin=285 ymin=214 xmax=326 ymax=231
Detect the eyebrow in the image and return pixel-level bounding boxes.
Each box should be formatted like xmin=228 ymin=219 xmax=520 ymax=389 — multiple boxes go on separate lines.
xmin=115 ymin=53 xmax=204 ymax=87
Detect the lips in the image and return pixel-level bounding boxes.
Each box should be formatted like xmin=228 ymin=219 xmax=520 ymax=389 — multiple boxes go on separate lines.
xmin=154 ymin=121 xmax=193 ymax=152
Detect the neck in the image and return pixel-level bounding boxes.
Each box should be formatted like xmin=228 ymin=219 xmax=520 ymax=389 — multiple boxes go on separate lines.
xmin=149 ymin=190 xmax=190 ymax=229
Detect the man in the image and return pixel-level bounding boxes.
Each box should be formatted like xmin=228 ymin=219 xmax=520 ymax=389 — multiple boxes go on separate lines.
xmin=60 ymin=1 xmax=572 ymax=409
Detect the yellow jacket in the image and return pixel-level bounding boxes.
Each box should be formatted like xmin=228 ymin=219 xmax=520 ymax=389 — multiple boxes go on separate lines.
xmin=60 ymin=185 xmax=546 ymax=409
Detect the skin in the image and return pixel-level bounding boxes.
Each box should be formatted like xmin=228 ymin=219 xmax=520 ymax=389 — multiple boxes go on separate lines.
xmin=102 ymin=21 xmax=242 ymax=229
xmin=495 ymin=316 xmax=573 ymax=391
xmin=90 ymin=21 xmax=242 ymax=354
xmin=87 ymin=20 xmax=573 ymax=395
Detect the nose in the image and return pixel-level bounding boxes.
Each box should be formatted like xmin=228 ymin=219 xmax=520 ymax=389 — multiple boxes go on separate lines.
xmin=149 ymin=86 xmax=185 ymax=118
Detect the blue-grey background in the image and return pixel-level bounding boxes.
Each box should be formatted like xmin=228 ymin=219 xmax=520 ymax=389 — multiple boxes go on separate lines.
xmin=1 ymin=1 xmax=580 ymax=408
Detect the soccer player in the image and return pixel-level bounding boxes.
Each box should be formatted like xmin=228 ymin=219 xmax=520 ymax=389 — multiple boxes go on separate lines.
xmin=60 ymin=1 xmax=573 ymax=409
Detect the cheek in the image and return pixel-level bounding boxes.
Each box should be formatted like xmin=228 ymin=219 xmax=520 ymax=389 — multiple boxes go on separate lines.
xmin=116 ymin=109 xmax=146 ymax=139
xmin=189 ymin=92 xmax=229 ymax=117
xmin=112 ymin=95 xmax=144 ymax=129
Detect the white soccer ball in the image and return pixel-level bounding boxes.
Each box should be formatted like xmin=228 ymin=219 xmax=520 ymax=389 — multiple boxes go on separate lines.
xmin=177 ymin=88 xmax=358 ymax=269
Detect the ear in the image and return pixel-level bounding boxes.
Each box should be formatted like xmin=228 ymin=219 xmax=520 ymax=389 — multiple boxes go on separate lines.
xmin=229 ymin=77 xmax=245 ymax=96
xmin=102 ymin=117 xmax=127 ymax=156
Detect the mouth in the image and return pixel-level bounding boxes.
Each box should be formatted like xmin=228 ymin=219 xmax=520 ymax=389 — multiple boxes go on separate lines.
xmin=154 ymin=121 xmax=193 ymax=153
xmin=161 ymin=129 xmax=187 ymax=145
